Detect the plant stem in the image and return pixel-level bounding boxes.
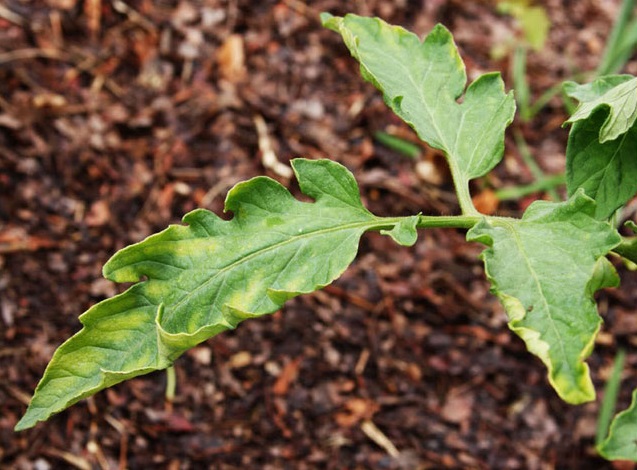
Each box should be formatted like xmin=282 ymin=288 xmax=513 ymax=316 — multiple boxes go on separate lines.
xmin=446 ymin=159 xmax=480 ymax=216
xmin=375 ymin=215 xmax=482 ymax=232
xmin=166 ymin=365 xmax=176 ymax=404
xmin=495 ymin=174 xmax=565 ymax=201
xmin=374 ymin=131 xmax=421 ymax=159
xmin=377 ymin=213 xmax=524 ymax=233
xmin=526 ymin=80 xmax=568 ymax=119
xmin=596 ymin=0 xmax=637 ymax=76
xmin=513 ymin=129 xmax=561 ymax=201
xmin=513 ymin=46 xmax=531 ymax=122
xmin=416 ymin=214 xmax=482 ymax=230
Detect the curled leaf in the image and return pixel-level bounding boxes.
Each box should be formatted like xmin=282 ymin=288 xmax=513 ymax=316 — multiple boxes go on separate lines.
xmin=564 ymin=75 xmax=637 ymax=142
xmin=565 ymin=108 xmax=637 ymax=220
xmin=564 ymin=76 xmax=637 ymax=219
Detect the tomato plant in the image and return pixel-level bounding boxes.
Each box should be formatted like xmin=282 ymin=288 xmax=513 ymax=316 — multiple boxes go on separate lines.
xmin=15 ymin=13 xmax=637 ymax=462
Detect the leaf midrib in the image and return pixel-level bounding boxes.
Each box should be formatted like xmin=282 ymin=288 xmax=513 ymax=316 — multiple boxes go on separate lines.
xmin=162 ymin=216 xmax=392 ymax=326
xmin=361 ymin=35 xmax=449 ymax=153
xmin=499 ymin=219 xmax=571 ymax=379
xmin=362 ymin=32 xmax=509 ymax=184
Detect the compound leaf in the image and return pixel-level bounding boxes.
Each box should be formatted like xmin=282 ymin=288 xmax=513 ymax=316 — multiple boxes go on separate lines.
xmin=322 ymin=13 xmax=515 ymax=212
xmin=598 ymin=389 xmax=637 ymax=461
xmin=467 ymin=192 xmax=620 ymax=404
xmin=15 ymin=158 xmax=417 ymax=431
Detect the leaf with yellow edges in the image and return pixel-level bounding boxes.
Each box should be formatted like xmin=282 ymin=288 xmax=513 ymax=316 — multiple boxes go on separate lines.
xmin=467 ymin=192 xmax=620 ymax=404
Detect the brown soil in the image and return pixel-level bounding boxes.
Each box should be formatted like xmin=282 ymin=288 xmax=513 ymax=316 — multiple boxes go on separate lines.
xmin=1 ymin=1 xmax=636 ymax=468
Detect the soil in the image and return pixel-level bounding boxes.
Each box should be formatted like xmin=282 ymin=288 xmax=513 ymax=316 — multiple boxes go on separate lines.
xmin=1 ymin=1 xmax=637 ymax=469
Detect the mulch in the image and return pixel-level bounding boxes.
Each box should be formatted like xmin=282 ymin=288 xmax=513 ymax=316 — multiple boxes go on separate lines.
xmin=1 ymin=1 xmax=635 ymax=468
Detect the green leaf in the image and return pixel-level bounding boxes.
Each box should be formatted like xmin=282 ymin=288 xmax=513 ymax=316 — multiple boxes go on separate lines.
xmin=565 ymin=108 xmax=637 ymax=220
xmin=381 ymin=215 xmax=420 ymax=246
xmin=15 ymin=158 xmax=418 ymax=431
xmin=564 ymin=75 xmax=637 ymax=142
xmin=467 ymin=192 xmax=620 ymax=404
xmin=563 ymin=75 xmax=634 ymax=104
xmin=322 ymin=13 xmax=515 ymax=214
xmin=598 ymin=388 xmax=637 ymax=461
xmin=564 ymin=75 xmax=637 ymax=219
xmin=614 ymin=220 xmax=637 ymax=265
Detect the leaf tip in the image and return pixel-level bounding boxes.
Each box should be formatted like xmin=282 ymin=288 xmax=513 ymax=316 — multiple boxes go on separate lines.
xmin=14 ymin=416 xmax=34 ymax=432
xmin=15 ymin=401 xmax=57 ymax=432
xmin=319 ymin=11 xmax=335 ymax=27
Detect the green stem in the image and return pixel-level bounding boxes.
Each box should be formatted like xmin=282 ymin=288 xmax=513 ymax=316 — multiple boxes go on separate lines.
xmin=526 ymin=80 xmax=567 ymax=119
xmin=514 ymin=129 xmax=542 ymax=180
xmin=513 ymin=46 xmax=531 ymax=121
xmin=374 ymin=215 xmax=482 ymax=232
xmin=416 ymin=214 xmax=482 ymax=230
xmin=495 ymin=173 xmax=566 ymax=201
xmin=447 ymin=160 xmax=480 ymax=216
xmin=166 ymin=365 xmax=176 ymax=403
xmin=596 ymin=0 xmax=636 ymax=76
xmin=377 ymin=214 xmax=523 ymax=233
xmin=374 ymin=131 xmax=421 ymax=159
xmin=513 ymin=129 xmax=561 ymax=202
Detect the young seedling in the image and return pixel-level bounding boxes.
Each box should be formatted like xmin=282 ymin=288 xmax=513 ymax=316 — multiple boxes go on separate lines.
xmin=14 ymin=13 xmax=637 ymax=463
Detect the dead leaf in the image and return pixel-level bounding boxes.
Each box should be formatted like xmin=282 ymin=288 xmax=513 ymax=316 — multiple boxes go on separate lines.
xmin=441 ymin=391 xmax=474 ymax=425
xmin=228 ymin=351 xmax=252 ymax=369
xmin=85 ymin=200 xmax=111 ymax=227
xmin=272 ymin=357 xmax=302 ymax=396
xmin=334 ymin=398 xmax=380 ymax=428
xmin=217 ymin=34 xmax=245 ymax=82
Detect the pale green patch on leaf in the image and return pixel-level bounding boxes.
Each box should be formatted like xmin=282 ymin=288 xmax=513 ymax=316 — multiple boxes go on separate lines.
xmin=15 ymin=159 xmax=417 ymax=431
xmin=467 ymin=192 xmax=620 ymax=404
xmin=322 ymin=13 xmax=515 ymax=214
xmin=597 ymin=389 xmax=637 ymax=461
xmin=565 ymin=75 xmax=637 ymax=142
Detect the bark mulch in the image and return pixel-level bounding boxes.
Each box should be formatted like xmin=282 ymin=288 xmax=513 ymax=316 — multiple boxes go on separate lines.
xmin=1 ymin=1 xmax=635 ymax=468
